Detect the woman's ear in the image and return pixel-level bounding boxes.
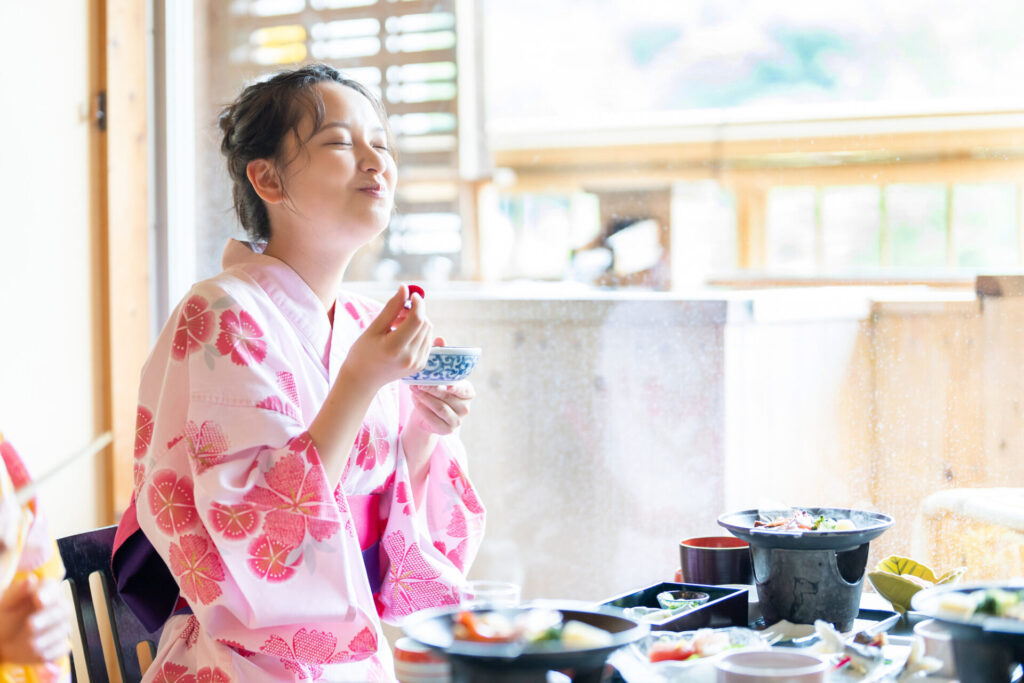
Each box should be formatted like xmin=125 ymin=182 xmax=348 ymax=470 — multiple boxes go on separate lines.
xmin=246 ymin=159 xmax=285 ymax=204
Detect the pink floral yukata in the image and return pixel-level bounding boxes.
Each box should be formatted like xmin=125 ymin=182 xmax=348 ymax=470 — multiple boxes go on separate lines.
xmin=126 ymin=240 xmax=485 ymax=682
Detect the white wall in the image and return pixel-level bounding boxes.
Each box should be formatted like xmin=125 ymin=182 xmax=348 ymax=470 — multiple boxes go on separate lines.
xmin=0 ymin=1 xmax=105 ymax=537
xmin=422 ymin=293 xmax=730 ymax=602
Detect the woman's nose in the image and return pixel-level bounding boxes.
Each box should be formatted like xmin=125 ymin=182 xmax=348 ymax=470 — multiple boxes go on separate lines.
xmin=359 ymin=146 xmax=385 ymax=174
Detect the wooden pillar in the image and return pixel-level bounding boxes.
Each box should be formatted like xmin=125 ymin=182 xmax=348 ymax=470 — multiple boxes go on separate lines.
xmin=105 ymin=0 xmax=151 ymax=519
xmin=735 ymin=184 xmax=767 ymax=270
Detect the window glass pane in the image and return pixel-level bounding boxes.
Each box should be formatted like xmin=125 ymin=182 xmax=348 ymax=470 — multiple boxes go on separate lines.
xmin=385 ymin=30 xmax=456 ymax=53
xmin=310 ymin=0 xmax=375 ymax=9
xmin=671 ymin=181 xmax=735 ymax=288
xmin=244 ymin=0 xmax=305 ymax=17
xmin=954 ymin=184 xmax=1018 ymax=268
xmin=766 ymin=188 xmax=816 ymax=272
xmin=887 ymin=184 xmax=948 ymax=268
xmin=821 ymin=186 xmax=880 ymax=270
xmin=483 ymin=0 xmax=1024 ymax=122
xmin=310 ymin=18 xmax=379 ymax=39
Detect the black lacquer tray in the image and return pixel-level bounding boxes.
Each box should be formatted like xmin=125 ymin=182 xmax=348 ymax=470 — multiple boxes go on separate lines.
xmin=602 ymin=581 xmax=748 ymax=632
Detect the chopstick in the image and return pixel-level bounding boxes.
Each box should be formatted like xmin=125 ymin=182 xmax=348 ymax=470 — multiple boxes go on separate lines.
xmin=13 ymin=432 xmax=113 ymax=506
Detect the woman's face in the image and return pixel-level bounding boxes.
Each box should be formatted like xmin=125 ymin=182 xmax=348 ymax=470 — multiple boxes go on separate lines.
xmin=274 ymin=81 xmax=397 ymax=248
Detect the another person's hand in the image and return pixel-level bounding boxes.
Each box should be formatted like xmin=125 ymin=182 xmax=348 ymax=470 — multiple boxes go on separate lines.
xmin=342 ymin=285 xmax=433 ymax=392
xmin=0 ymin=466 xmax=19 ymax=556
xmin=0 ymin=575 xmax=71 ymax=665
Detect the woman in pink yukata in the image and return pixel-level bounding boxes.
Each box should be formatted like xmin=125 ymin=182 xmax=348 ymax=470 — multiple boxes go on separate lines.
xmin=114 ymin=63 xmax=485 ymax=682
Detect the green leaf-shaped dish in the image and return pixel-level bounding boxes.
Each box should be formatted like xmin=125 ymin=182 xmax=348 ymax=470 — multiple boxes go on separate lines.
xmin=867 ymin=555 xmax=966 ymax=613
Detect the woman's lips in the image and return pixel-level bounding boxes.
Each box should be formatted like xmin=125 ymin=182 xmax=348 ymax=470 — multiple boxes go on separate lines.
xmin=359 ymin=183 xmax=385 ymax=198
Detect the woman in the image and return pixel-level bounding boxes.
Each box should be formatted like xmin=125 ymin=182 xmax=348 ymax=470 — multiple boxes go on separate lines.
xmin=116 ymin=64 xmax=485 ymax=682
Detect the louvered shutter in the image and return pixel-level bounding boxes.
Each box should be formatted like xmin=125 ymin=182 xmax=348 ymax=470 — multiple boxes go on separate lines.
xmin=209 ymin=0 xmax=478 ymax=278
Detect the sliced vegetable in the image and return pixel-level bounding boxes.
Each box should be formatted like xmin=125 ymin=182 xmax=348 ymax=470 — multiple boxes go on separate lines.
xmin=649 ymin=641 xmax=697 ymax=662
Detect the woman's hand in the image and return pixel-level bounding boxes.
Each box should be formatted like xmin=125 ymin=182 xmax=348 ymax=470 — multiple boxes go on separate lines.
xmin=311 ymin=285 xmax=432 ymax=488
xmin=401 ymin=337 xmax=475 ymax=509
xmin=0 ymin=575 xmax=71 ymax=665
xmin=408 ymin=381 xmax=475 ymax=436
xmin=341 ymin=285 xmax=433 ymax=392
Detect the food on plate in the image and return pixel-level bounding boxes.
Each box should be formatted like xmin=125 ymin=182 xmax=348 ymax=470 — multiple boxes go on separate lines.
xmin=656 ymin=590 xmax=709 ymax=611
xmin=867 ymin=555 xmax=966 ymax=614
xmin=452 ymin=609 xmax=612 ymax=649
xmin=620 ymin=590 xmax=713 ymax=624
xmin=938 ymin=587 xmax=1024 ymax=621
xmin=812 ymin=620 xmax=885 ymax=675
xmin=644 ymin=628 xmax=763 ymax=664
xmin=896 ymin=637 xmax=943 ymax=679
xmin=560 ymin=620 xmax=614 ymax=649
xmin=754 ymin=508 xmax=856 ymax=531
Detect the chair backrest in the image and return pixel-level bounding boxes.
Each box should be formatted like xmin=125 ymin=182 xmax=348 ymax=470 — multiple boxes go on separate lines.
xmin=57 ymin=525 xmax=159 ymax=683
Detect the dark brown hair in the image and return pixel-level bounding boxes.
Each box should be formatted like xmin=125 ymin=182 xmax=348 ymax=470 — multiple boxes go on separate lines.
xmin=218 ymin=63 xmax=394 ymax=241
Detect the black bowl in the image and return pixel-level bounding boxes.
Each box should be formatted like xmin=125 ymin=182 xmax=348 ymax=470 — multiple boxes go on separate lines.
xmin=401 ymin=601 xmax=649 ymax=683
xmin=913 ymin=581 xmax=1024 ymax=683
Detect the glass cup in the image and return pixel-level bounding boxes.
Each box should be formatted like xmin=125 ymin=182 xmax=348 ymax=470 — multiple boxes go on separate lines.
xmin=458 ymin=579 xmax=521 ymax=609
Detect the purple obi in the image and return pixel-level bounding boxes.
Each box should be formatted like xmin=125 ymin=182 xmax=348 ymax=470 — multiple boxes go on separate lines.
xmin=111 ymin=493 xmax=384 ymax=633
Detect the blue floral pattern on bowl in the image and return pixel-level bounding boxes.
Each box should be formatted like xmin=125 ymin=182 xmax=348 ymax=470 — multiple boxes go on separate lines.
xmin=402 ymin=347 xmax=481 ymax=385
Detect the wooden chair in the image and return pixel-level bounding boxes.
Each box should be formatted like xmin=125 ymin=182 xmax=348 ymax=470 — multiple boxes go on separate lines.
xmin=57 ymin=525 xmax=159 ymax=683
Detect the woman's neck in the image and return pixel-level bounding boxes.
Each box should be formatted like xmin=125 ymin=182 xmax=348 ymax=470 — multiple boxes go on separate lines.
xmin=262 ymin=237 xmax=353 ymax=310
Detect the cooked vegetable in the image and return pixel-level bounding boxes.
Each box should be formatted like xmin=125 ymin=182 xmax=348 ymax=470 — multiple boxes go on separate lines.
xmin=451 ymin=609 xmax=612 ymax=649
xmin=753 ymin=509 xmax=855 ymax=531
xmin=560 ymin=620 xmax=613 ymax=649
xmin=937 ymin=588 xmax=1024 ymax=621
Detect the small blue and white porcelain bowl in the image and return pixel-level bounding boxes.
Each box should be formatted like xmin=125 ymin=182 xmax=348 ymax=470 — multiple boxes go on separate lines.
xmin=403 ymin=346 xmax=481 ymax=386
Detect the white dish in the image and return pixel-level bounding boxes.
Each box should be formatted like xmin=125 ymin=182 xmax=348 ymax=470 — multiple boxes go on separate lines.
xmin=716 ymin=650 xmax=827 ymax=682
xmin=912 ymin=618 xmax=956 ymax=678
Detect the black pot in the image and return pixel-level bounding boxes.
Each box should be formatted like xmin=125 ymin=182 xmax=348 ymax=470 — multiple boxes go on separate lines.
xmin=718 ymin=507 xmax=894 ymax=631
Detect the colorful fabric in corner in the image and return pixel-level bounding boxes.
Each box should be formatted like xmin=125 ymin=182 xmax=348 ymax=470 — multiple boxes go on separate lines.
xmin=0 ymin=435 xmax=71 ymax=683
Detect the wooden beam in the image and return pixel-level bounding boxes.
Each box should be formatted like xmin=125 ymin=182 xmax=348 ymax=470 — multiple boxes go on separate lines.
xmin=493 ymin=122 xmax=1024 ymax=169
xmin=499 ymin=157 xmax=1024 ymax=194
xmin=105 ymin=0 xmax=151 ymax=520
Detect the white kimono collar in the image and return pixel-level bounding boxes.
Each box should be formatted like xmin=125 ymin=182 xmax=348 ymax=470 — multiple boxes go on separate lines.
xmin=220 ymin=239 xmax=335 ymax=361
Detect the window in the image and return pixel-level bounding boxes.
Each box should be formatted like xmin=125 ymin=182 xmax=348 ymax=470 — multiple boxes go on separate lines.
xmin=157 ymin=0 xmax=1024 ymax=617
xmin=763 ymin=183 xmax=1022 ymax=274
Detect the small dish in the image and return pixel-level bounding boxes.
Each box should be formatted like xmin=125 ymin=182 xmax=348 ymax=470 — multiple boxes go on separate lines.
xmin=715 ymin=649 xmax=827 ymax=682
xmin=912 ymin=618 xmax=956 ymax=678
xmin=867 ymin=555 xmax=965 ymax=614
xmin=657 ymin=590 xmax=710 ymax=611
xmin=403 ymin=346 xmax=481 ymax=386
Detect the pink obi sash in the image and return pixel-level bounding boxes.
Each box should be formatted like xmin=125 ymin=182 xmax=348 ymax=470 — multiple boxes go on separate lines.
xmin=112 ymin=493 xmax=383 ymax=633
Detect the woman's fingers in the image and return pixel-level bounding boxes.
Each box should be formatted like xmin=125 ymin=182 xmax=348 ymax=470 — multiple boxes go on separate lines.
xmin=369 ymin=284 xmax=409 ymax=334
xmin=410 ymin=392 xmax=457 ymax=433
xmin=410 ymin=382 xmax=473 ymax=433
xmin=417 ymin=382 xmax=474 ymax=415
